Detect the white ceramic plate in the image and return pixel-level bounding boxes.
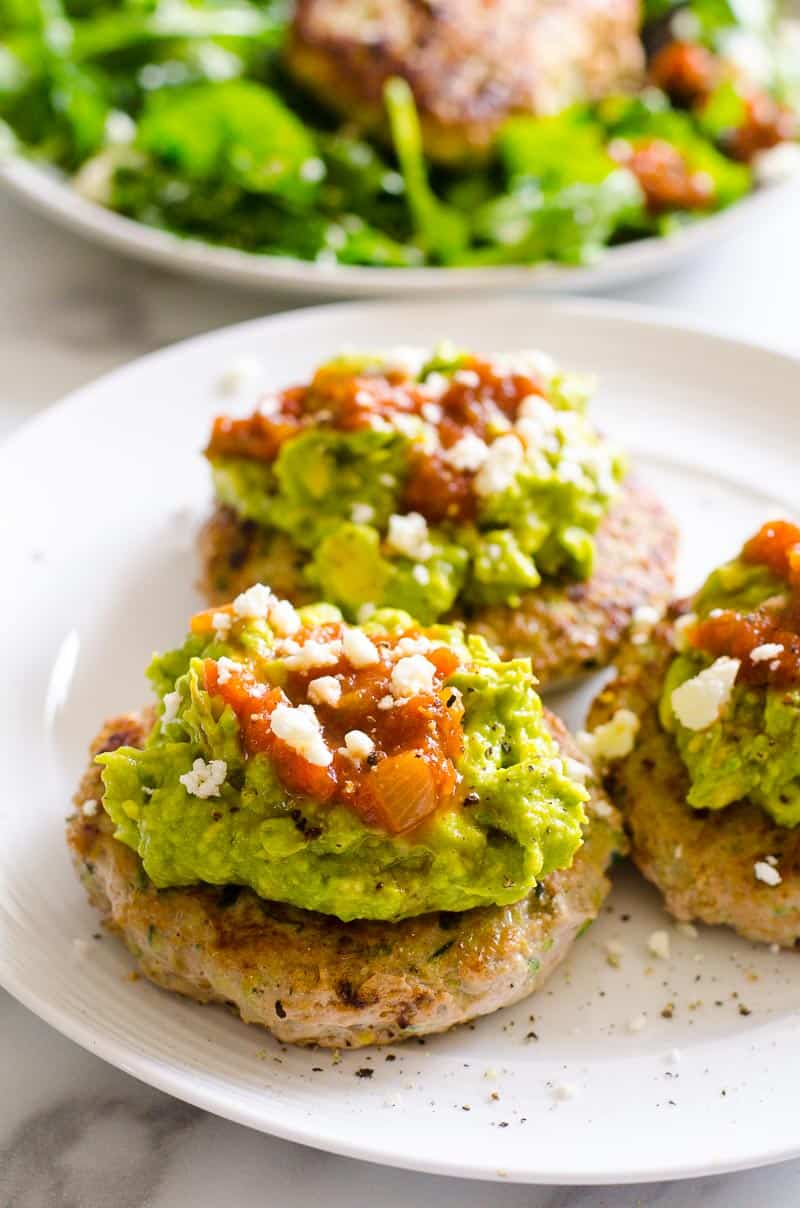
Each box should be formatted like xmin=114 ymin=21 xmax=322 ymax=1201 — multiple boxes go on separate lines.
xmin=1 ymin=156 xmax=796 ymax=297
xmin=1 ymin=298 xmax=799 ymax=1186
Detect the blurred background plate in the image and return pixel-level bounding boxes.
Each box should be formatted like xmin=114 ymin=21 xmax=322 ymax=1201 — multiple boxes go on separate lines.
xmin=1 ymin=157 xmax=796 ymax=298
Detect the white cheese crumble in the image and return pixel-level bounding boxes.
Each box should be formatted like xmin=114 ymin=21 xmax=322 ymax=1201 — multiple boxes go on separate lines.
xmin=161 ymin=689 xmax=181 ymax=726
xmin=257 ymin=394 xmax=281 ymax=418
xmin=675 ymin=921 xmax=698 ymax=940
xmin=351 ymin=502 xmax=375 ymax=525
xmin=672 ymin=612 xmax=698 ymax=652
xmin=412 ymin=564 xmax=430 ymax=585
xmin=212 ymin=611 xmax=232 ymax=638
xmin=377 ymin=694 xmax=396 ymax=710
xmin=421 ymin=401 xmax=443 ymax=424
xmin=233 ymin=582 xmax=274 ymax=619
xmin=217 ymin=356 xmax=263 ymax=396
xmin=393 ymin=635 xmax=432 ymax=656
xmin=563 ymin=756 xmax=591 ymax=781
xmin=269 ymin=599 xmax=301 ymax=637
xmin=179 ymin=758 xmax=227 ymax=799
xmin=754 ymin=860 xmax=782 ymax=887
xmin=577 ymin=709 xmax=639 ymax=762
xmin=391 ymin=654 xmax=436 ymax=698
xmin=630 ymin=604 xmax=661 ymax=645
xmin=356 ymin=602 xmax=376 ymax=623
xmin=342 ymin=627 xmax=380 ymax=668
xmin=750 ymin=643 xmax=784 ymax=663
xmin=283 ymin=639 xmax=342 ymax=671
xmin=307 ymin=676 xmax=342 ymax=707
xmin=81 ymin=799 xmax=99 ymax=817
xmin=387 ymin=512 xmax=433 ymax=560
xmin=442 ymin=432 xmax=489 ymax=472
xmin=627 ymin=1013 xmax=647 ymax=1034
xmin=473 ymin=434 xmax=524 ymax=497
xmin=647 ymin=930 xmax=671 ymax=960
xmin=217 ymin=656 xmax=242 ymax=686
xmin=454 ymin=368 xmax=480 ymax=388
xmin=671 ymin=656 xmax=740 ymax=731
xmin=342 ymin=730 xmax=375 ymax=762
xmin=270 ymin=703 xmax=332 ymax=767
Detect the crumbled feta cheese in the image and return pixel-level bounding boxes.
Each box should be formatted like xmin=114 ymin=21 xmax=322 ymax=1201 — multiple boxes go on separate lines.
xmin=605 ymin=940 xmax=624 ymax=967
xmin=351 ymin=502 xmax=375 ymax=525
xmin=233 ymin=583 xmax=274 ymax=619
xmin=217 ymin=356 xmax=263 ymax=396
xmin=387 ymin=512 xmax=433 ymax=560
xmin=754 ymin=860 xmax=782 ymax=887
xmin=377 ymin=694 xmax=395 ymax=710
xmin=356 ymin=602 xmax=376 ymax=623
xmin=258 ymin=394 xmax=281 ymax=418
xmin=647 ymin=930 xmax=671 ymax=960
xmin=517 ymin=394 xmax=556 ymax=425
xmin=284 ymin=639 xmax=342 ymax=671
xmin=269 ymin=599 xmax=301 ymax=637
xmin=577 ymin=709 xmax=639 ymax=762
xmin=81 ymin=799 xmax=99 ymax=818
xmin=591 ymin=799 xmax=613 ymax=819
xmin=105 ymin=109 xmax=136 ymax=145
xmin=393 ymin=635 xmax=432 ymax=657
xmin=675 ymin=921 xmax=698 ymax=940
xmin=412 ymin=564 xmax=430 ymax=585
xmin=162 ymin=689 xmax=181 ymax=726
xmin=382 ymin=346 xmax=428 ymax=377
xmin=671 ymin=656 xmax=740 ymax=731
xmin=563 ymin=756 xmax=591 ymax=781
xmin=307 ymin=676 xmax=341 ymax=707
xmin=473 ymin=434 xmax=524 ymax=497
xmin=342 ymin=730 xmax=375 ymax=762
xmin=750 ymin=643 xmax=784 ymax=663
xmin=627 ymin=1013 xmax=647 ymax=1034
xmin=454 ymin=368 xmax=480 ymax=388
xmin=269 ymin=703 xmax=332 ymax=767
xmin=421 ymin=401 xmax=443 ymax=424
xmin=212 ymin=611 xmax=232 ymax=638
xmin=391 ymin=654 xmax=436 ymax=698
xmin=379 ymin=473 xmax=396 ymax=488
xmin=442 ymin=432 xmax=489 ymax=472
xmin=342 ymin=627 xmax=380 ymax=668
xmin=420 ymin=372 xmax=449 ymax=399
xmin=180 ymin=758 xmax=227 ymax=799
xmin=630 ymin=604 xmax=661 ymax=644
xmin=216 ymin=656 xmax=241 ymax=685
xmin=672 ymin=612 xmax=697 ymax=653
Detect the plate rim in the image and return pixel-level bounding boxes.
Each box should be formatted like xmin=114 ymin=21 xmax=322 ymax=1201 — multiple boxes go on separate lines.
xmin=1 ymin=155 xmax=797 ymax=298
xmin=2 ymin=295 xmax=800 ymax=1186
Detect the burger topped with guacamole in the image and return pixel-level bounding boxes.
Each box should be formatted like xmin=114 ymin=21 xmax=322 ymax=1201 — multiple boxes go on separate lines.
xmin=585 ymin=519 xmax=800 ymax=947
xmin=200 ymin=345 xmax=678 ymax=686
xmin=70 ymin=585 xmax=624 ymax=1047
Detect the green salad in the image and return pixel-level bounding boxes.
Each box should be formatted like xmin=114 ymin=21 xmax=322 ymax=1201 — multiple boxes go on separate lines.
xmin=1 ymin=0 xmax=797 ymax=268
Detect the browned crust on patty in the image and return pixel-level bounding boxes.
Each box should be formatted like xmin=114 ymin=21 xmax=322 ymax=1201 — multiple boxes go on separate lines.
xmin=197 ymin=478 xmax=678 ymax=690
xmin=588 ymin=608 xmax=800 ymax=947
xmin=286 ymin=0 xmax=643 ymax=163
xmin=68 ymin=712 xmax=624 ymax=1048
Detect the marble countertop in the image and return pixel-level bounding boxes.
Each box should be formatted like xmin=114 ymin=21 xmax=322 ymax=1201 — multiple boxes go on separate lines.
xmin=2 ymin=185 xmax=800 ymax=1207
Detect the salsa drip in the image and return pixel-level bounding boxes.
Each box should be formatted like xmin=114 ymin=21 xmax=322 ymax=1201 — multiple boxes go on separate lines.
xmin=205 ymin=356 xmax=547 ymax=524
xmin=688 ymin=520 xmax=800 ymax=687
xmin=203 ymin=621 xmax=466 ymax=835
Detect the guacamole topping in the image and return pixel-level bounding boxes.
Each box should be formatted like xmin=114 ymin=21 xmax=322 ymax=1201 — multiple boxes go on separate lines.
xmin=206 ymin=347 xmax=625 ymax=623
xmin=99 ymin=585 xmax=588 ymax=920
xmin=660 ymin=520 xmax=800 ymax=825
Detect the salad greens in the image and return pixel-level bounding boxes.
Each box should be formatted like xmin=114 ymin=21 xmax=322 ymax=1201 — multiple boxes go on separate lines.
xmin=0 ymin=0 xmax=795 ymax=268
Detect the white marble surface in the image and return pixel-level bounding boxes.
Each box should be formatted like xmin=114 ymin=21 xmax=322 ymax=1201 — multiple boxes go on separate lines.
xmin=2 ymin=184 xmax=800 ymax=1207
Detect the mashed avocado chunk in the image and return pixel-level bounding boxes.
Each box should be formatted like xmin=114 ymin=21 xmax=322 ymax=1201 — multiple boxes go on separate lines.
xmin=99 ymin=588 xmax=587 ymax=921
xmin=660 ymin=525 xmax=800 ymax=826
xmin=206 ymin=347 xmax=625 ymax=624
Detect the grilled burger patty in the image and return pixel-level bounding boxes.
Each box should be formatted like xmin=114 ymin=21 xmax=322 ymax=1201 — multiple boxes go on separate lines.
xmin=69 ymin=711 xmax=624 ymax=1048
xmin=589 ymin=608 xmax=800 ymax=947
xmin=286 ymin=0 xmax=644 ymax=162
xmin=198 ymin=478 xmax=678 ymax=690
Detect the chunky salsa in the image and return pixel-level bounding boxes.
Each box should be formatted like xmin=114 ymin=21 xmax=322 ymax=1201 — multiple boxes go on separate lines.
xmin=687 ymin=520 xmax=800 ymax=687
